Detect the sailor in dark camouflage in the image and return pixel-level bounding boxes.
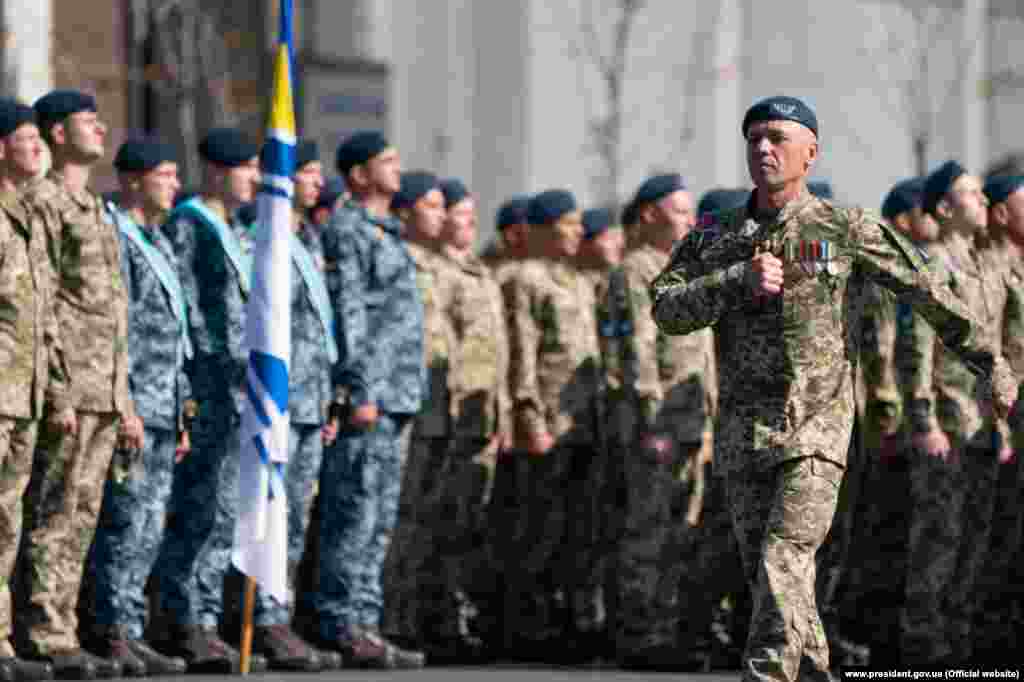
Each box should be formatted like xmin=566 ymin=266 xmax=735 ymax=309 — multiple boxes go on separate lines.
xmin=651 ymin=96 xmax=1015 ymax=681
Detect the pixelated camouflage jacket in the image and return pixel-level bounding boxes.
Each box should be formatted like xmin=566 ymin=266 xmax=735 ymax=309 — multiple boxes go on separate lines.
xmin=290 ymin=222 xmax=333 ymax=426
xmin=651 ymin=189 xmax=1015 ymax=474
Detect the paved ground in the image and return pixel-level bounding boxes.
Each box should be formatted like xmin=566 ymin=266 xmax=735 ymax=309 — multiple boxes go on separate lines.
xmin=146 ymin=666 xmax=740 ymax=682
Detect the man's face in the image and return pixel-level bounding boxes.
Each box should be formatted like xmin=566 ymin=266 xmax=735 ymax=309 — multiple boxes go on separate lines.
xmin=226 ymin=157 xmax=261 ymax=204
xmin=998 ymin=188 xmax=1024 ymax=248
xmin=139 ymin=161 xmax=181 ymax=212
xmin=444 ymin=197 xmax=477 ymax=251
xmin=581 ymin=227 xmax=624 ymax=267
xmin=552 ymin=210 xmax=584 ymax=257
xmin=364 ymin=147 xmax=402 ymax=195
xmin=745 ymin=120 xmax=817 ymax=191
xmin=911 ymin=207 xmax=940 ymax=243
xmin=294 ymin=161 xmax=324 ymax=210
xmin=943 ymin=174 xmax=988 ymax=233
xmin=2 ymin=123 xmax=45 ymax=178
xmin=62 ymin=110 xmax=106 ymax=161
xmin=655 ymin=190 xmax=696 ymax=241
xmin=502 ymin=222 xmax=529 ymax=253
xmin=411 ymin=188 xmax=446 ymax=240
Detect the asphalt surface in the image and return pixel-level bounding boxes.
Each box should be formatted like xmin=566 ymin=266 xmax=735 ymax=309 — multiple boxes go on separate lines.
xmin=142 ymin=666 xmax=739 ymax=682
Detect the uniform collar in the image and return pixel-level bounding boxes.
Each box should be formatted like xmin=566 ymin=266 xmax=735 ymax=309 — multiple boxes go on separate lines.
xmin=345 ymin=197 xmax=403 ymax=236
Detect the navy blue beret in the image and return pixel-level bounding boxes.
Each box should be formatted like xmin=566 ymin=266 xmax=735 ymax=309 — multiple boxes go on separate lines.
xmin=33 ymin=90 xmax=96 ymax=131
xmin=923 ymin=160 xmax=966 ymax=217
xmin=808 ymin=180 xmax=833 ymax=199
xmin=742 ymin=96 xmax=818 ymax=138
xmin=634 ymin=173 xmax=686 ymax=207
xmin=0 ymin=98 xmax=36 ymax=138
xmin=295 ymin=140 xmax=319 ymax=169
xmin=527 ymin=189 xmax=577 ymax=226
xmin=114 ymin=137 xmax=177 ymax=173
xmin=697 ymin=188 xmax=748 ymax=216
xmin=496 ymin=195 xmax=531 ymax=231
xmin=336 ymin=131 xmax=389 ymax=176
xmin=391 ymin=170 xmax=440 ymax=211
xmin=983 ymin=175 xmax=1024 ymax=206
xmin=199 ymin=127 xmax=259 ymax=167
xmin=440 ymin=178 xmax=470 ymax=209
xmin=316 ymin=176 xmax=347 ymax=211
xmin=582 ymin=208 xmax=614 ymax=240
xmin=882 ymin=177 xmax=926 ymax=220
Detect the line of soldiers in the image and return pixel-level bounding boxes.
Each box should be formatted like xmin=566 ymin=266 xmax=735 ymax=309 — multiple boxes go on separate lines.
xmin=1 ymin=84 xmax=1022 ymax=682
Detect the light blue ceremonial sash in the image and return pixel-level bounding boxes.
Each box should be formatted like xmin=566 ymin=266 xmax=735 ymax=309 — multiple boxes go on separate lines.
xmin=173 ymin=197 xmax=251 ymax=294
xmin=291 ymin=232 xmax=338 ymax=363
xmin=108 ymin=203 xmax=193 ymax=361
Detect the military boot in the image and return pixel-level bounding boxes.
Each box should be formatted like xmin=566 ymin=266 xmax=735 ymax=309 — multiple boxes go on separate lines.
xmin=82 ymin=627 xmax=146 ymax=677
xmin=37 ymin=648 xmax=121 ymax=681
xmin=252 ymin=625 xmax=320 ymax=672
xmin=0 ymin=657 xmax=53 ymax=682
xmin=157 ymin=624 xmax=265 ymax=674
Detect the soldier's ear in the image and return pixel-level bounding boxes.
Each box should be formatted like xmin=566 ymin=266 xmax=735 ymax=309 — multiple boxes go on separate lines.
xmin=936 ymin=196 xmax=953 ymax=221
xmin=992 ymin=201 xmax=1009 ymax=227
xmin=349 ymin=163 xmax=370 ymax=189
xmin=0 ymin=139 xmax=6 ymax=162
xmin=50 ymin=121 xmax=67 ymax=148
xmin=805 ymin=140 xmax=818 ymax=171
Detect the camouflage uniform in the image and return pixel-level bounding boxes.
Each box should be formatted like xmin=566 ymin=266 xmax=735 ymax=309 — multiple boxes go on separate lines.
xmin=651 ymin=189 xmax=1015 ymax=681
xmin=17 ymin=173 xmax=132 ymax=656
xmin=0 ymin=193 xmax=70 ymax=658
xmin=502 ymin=258 xmax=602 ymax=651
xmin=315 ymin=200 xmax=425 ymax=641
xmin=253 ymin=223 xmax=334 ymax=625
xmin=155 ymin=199 xmax=251 ymax=628
xmin=89 ymin=206 xmax=190 ymax=639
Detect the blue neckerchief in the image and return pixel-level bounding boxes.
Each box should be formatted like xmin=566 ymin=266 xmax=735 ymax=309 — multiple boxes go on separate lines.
xmin=172 ymin=197 xmax=251 ymax=294
xmin=291 ymin=231 xmax=338 ymax=363
xmin=108 ymin=203 xmax=194 ymax=361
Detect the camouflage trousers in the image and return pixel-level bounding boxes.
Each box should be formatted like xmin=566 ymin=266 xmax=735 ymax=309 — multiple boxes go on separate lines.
xmin=0 ymin=416 xmax=39 ymax=657
xmin=253 ymin=423 xmax=324 ymax=626
xmin=727 ymin=455 xmax=843 ymax=682
xmin=156 ymin=411 xmax=240 ymax=627
xmin=16 ymin=410 xmax=119 ymax=655
xmin=315 ymin=413 xmax=412 ymax=640
xmin=89 ymin=426 xmax=177 ymax=638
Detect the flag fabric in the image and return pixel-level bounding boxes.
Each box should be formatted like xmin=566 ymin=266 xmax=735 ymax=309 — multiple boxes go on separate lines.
xmin=231 ymin=0 xmax=295 ymax=604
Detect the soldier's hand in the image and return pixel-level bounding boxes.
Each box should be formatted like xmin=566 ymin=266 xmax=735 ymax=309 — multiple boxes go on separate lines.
xmin=51 ymin=407 xmax=78 ymax=436
xmin=998 ymin=441 xmax=1015 ymax=465
xmin=912 ymin=428 xmax=953 ymax=463
xmin=322 ymin=418 xmax=339 ymax=446
xmin=175 ymin=430 xmax=191 ymax=463
xmin=350 ymin=403 xmax=379 ymax=429
xmin=746 ymin=250 xmax=784 ymax=296
xmin=526 ymin=430 xmax=555 ymax=457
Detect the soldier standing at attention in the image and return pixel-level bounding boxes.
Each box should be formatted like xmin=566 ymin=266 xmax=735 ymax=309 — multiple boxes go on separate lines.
xmin=489 ymin=196 xmax=532 ymax=286
xmin=315 ymin=132 xmax=426 ymax=669
xmin=0 ymin=98 xmax=71 ymax=682
xmin=650 ymin=96 xmax=1016 ymax=681
xmin=18 ymin=90 xmax=134 ymax=680
xmin=153 ymin=128 xmax=265 ymax=673
xmin=84 ymin=138 xmax=190 ymax=678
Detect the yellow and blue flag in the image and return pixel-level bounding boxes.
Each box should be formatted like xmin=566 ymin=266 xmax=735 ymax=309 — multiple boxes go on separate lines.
xmin=232 ymin=0 xmax=295 ymax=604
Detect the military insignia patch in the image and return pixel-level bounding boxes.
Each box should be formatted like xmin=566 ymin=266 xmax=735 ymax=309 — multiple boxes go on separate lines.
xmin=772 ymin=102 xmax=796 ymax=116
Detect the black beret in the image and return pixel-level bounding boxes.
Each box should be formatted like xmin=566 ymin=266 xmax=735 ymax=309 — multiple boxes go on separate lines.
xmin=582 ymin=208 xmax=614 ymax=240
xmin=807 ymin=180 xmax=833 ymax=199
xmin=440 ymin=178 xmax=470 ymax=209
xmin=881 ymin=177 xmax=926 ymax=220
xmin=742 ymin=95 xmax=818 ymax=138
xmin=496 ymin=195 xmax=531 ymax=231
xmin=697 ymin=188 xmax=748 ymax=216
xmin=0 ymin=98 xmax=36 ymax=138
xmin=634 ymin=173 xmax=686 ymax=207
xmin=922 ymin=160 xmax=966 ymax=217
xmin=316 ymin=176 xmax=347 ymax=211
xmin=199 ymin=127 xmax=259 ymax=167
xmin=527 ymin=189 xmax=577 ymax=226
xmin=114 ymin=137 xmax=178 ymax=173
xmin=336 ymin=131 xmax=389 ymax=176
xmin=983 ymin=175 xmax=1024 ymax=206
xmin=295 ymin=139 xmax=319 ymax=170
xmin=33 ymin=90 xmax=96 ymax=130
xmin=391 ymin=170 xmax=440 ymax=211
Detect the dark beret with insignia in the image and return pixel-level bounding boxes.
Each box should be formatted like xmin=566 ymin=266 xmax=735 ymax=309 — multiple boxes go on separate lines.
xmin=742 ymin=95 xmax=818 ymax=138
xmin=440 ymin=178 xmax=470 ymax=209
xmin=527 ymin=189 xmax=577 ymax=226
xmin=697 ymin=188 xmax=748 ymax=216
xmin=582 ymin=208 xmax=614 ymax=240
xmin=634 ymin=173 xmax=686 ymax=207
xmin=808 ymin=180 xmax=833 ymax=199
xmin=199 ymin=127 xmax=259 ymax=167
xmin=496 ymin=195 xmax=531 ymax=231
xmin=33 ymin=89 xmax=96 ymax=132
xmin=391 ymin=170 xmax=440 ymax=211
xmin=881 ymin=177 xmax=925 ymax=220
xmin=316 ymin=176 xmax=347 ymax=211
xmin=922 ymin=160 xmax=966 ymax=217
xmin=114 ymin=137 xmax=178 ymax=173
xmin=335 ymin=130 xmax=389 ymax=176
xmin=0 ymin=98 xmax=36 ymax=138
xmin=294 ymin=139 xmax=319 ymax=170
xmin=983 ymin=175 xmax=1024 ymax=206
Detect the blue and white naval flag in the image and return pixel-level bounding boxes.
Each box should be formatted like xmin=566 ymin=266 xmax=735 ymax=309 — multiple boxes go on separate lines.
xmin=232 ymin=0 xmax=295 ymax=604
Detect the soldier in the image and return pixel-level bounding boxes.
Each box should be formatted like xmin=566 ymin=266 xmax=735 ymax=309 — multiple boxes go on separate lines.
xmin=153 ymin=128 xmax=267 ymax=673
xmin=315 ymin=132 xmax=426 ymax=669
xmin=0 ymin=99 xmax=69 ymax=682
xmin=83 ymin=138 xmax=189 ymax=677
xmin=609 ymin=174 xmax=712 ymax=671
xmin=17 ymin=90 xmax=133 ymax=680
xmin=502 ymin=189 xmax=603 ymax=661
xmin=488 ymin=195 xmax=532 ymax=285
xmin=650 ymin=96 xmax=1016 ymax=680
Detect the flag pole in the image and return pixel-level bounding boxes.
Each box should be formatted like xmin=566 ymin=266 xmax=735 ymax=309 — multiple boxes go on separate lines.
xmin=239 ymin=576 xmax=258 ymax=674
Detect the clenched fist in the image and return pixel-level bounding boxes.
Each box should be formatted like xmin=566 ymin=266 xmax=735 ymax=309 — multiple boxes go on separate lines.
xmin=746 ymin=250 xmax=785 ymax=296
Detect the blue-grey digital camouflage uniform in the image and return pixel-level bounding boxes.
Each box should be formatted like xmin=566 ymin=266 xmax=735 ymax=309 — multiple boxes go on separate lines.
xmin=650 ymin=189 xmax=1015 ymax=682
xmin=89 ymin=205 xmax=191 ymax=639
xmin=253 ymin=221 xmax=334 ymax=626
xmin=315 ymin=199 xmax=425 ymax=641
xmin=155 ymin=200 xmax=251 ymax=629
